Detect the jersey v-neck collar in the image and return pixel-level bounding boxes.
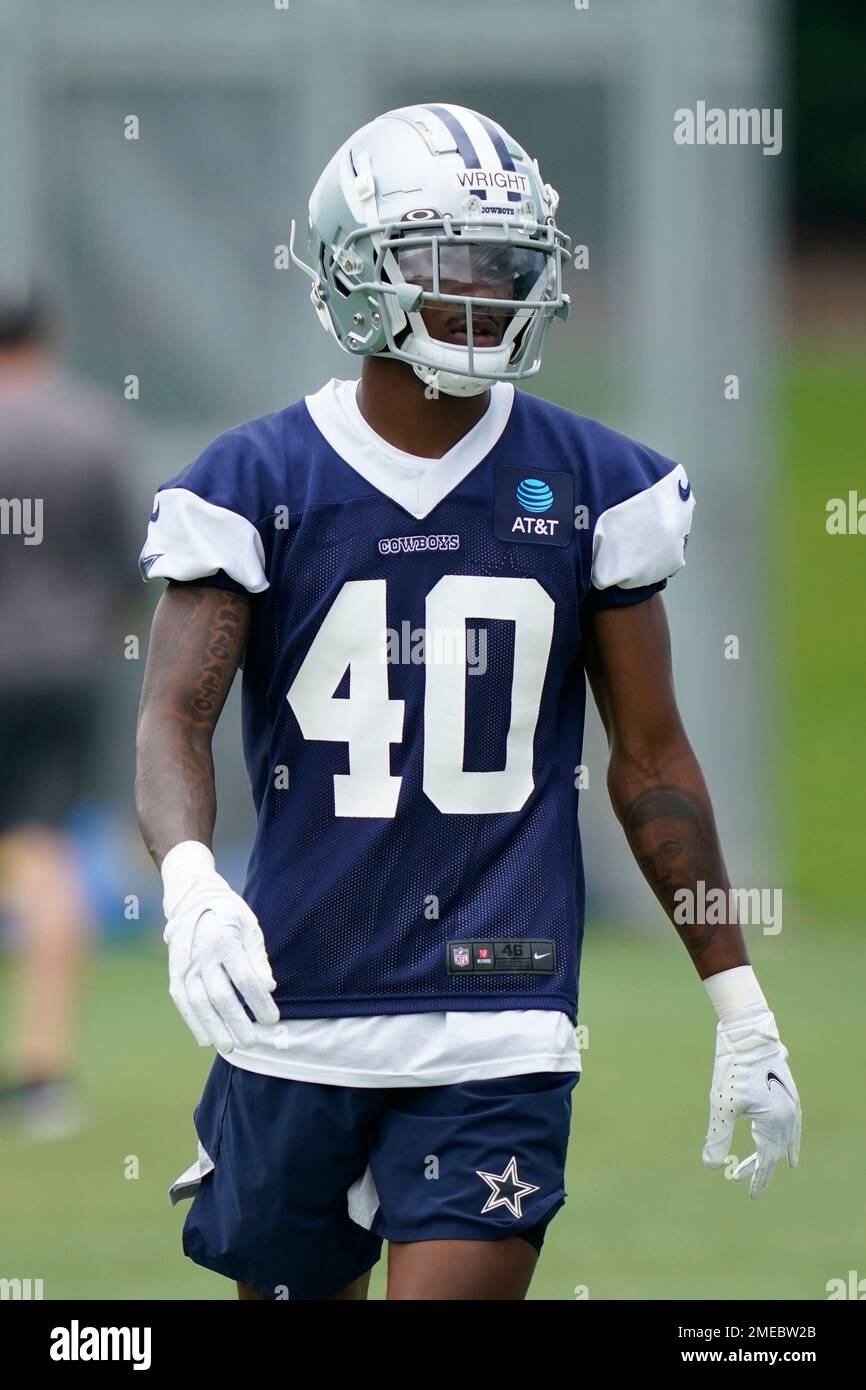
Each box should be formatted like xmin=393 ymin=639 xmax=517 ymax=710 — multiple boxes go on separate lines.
xmin=304 ymin=377 xmax=515 ymax=520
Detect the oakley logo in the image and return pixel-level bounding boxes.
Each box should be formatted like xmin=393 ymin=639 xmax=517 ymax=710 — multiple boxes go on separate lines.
xmin=402 ymin=208 xmax=441 ymax=223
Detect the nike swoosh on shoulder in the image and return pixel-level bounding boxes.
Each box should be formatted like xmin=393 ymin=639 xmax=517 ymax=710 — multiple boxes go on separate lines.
xmin=678 ymin=479 xmax=691 ymax=502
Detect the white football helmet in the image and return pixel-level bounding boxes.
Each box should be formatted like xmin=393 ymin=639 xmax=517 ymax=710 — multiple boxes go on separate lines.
xmin=290 ymin=103 xmax=571 ymax=397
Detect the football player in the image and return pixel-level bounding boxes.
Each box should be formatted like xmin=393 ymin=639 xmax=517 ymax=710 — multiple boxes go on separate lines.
xmin=136 ymin=104 xmax=800 ymax=1301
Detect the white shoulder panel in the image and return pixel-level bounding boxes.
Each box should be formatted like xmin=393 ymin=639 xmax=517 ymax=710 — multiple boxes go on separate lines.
xmin=139 ymin=487 xmax=269 ymax=592
xmin=591 ymin=464 xmax=695 ymax=591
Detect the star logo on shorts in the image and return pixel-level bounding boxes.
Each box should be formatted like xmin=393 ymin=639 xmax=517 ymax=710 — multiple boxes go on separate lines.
xmin=476 ymin=1155 xmax=539 ymax=1219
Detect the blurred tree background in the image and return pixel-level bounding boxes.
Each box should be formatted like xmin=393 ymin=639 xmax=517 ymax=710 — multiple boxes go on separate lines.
xmin=781 ymin=0 xmax=865 ymax=920
xmin=793 ymin=0 xmax=866 ymax=238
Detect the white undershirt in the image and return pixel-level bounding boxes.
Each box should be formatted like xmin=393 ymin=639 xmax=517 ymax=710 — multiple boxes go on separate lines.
xmin=224 ymin=1010 xmax=581 ymax=1088
xmin=228 ymin=378 xmax=581 ymax=1088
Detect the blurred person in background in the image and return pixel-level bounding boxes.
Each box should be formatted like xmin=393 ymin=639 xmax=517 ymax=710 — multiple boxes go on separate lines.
xmin=0 ymin=287 xmax=138 ymax=1138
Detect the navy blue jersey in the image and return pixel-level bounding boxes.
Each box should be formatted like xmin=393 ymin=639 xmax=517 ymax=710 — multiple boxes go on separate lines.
xmin=140 ymin=380 xmax=694 ymax=1022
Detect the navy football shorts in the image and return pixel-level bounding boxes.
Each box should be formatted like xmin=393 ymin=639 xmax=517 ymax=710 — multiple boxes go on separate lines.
xmin=172 ymin=1056 xmax=580 ymax=1300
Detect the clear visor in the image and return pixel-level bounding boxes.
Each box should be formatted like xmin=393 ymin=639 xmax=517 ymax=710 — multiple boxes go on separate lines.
xmin=395 ymin=239 xmax=549 ymax=305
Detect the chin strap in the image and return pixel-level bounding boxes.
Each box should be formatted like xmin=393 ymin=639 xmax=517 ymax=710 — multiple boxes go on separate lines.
xmin=411 ymin=362 xmax=491 ymax=398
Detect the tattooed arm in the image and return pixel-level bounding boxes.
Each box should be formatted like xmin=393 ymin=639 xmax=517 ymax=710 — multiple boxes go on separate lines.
xmin=135 ymin=582 xmax=278 ymax=1050
xmin=135 ymin=583 xmax=252 ymax=868
xmin=584 ymin=594 xmax=801 ymax=1195
xmin=583 ymin=594 xmax=748 ymax=978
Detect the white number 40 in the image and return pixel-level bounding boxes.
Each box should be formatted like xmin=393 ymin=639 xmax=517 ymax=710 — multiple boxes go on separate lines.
xmin=287 ymin=575 xmax=554 ymax=817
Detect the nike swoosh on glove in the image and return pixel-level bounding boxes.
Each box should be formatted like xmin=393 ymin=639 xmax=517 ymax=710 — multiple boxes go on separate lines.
xmin=702 ymin=1005 xmax=802 ymax=1198
xmin=163 ymin=862 xmax=280 ymax=1052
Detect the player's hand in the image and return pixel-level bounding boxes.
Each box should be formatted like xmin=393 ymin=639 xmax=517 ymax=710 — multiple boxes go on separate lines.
xmin=162 ymin=844 xmax=279 ymax=1052
xmin=701 ymin=1008 xmax=801 ymax=1198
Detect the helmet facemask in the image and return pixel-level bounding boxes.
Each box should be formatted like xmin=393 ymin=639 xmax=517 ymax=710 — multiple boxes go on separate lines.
xmin=332 ymin=212 xmax=570 ymax=397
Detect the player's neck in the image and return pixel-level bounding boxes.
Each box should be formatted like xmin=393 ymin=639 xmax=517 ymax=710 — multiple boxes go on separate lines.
xmin=356 ymin=358 xmax=491 ymax=459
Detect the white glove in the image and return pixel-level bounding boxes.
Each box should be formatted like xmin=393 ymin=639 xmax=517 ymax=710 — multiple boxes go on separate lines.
xmin=161 ymin=841 xmax=280 ymax=1052
xmin=702 ymin=966 xmax=801 ymax=1199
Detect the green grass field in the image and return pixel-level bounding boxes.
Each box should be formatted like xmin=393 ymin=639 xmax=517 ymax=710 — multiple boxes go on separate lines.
xmin=0 ymin=920 xmax=858 ymax=1301
xmin=778 ymin=348 xmax=866 ymax=917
